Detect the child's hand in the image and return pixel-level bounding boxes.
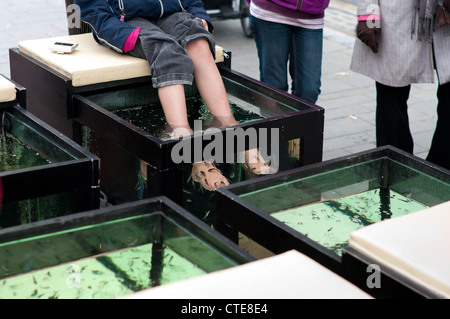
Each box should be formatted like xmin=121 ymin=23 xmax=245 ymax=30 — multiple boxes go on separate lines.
xmin=195 ymin=18 xmax=209 ymax=31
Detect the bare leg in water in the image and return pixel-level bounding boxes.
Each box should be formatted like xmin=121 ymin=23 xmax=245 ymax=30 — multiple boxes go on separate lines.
xmin=157 ymin=38 xmax=270 ymax=190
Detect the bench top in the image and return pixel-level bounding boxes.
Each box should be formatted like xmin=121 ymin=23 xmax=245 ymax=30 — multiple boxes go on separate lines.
xmin=18 ymin=33 xmax=224 ymax=87
xmin=348 ymin=200 xmax=450 ymax=298
xmin=0 ymin=75 xmax=16 ymax=103
xmin=124 ymin=250 xmax=372 ymax=299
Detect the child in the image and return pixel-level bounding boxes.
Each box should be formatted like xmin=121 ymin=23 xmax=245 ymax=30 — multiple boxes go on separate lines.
xmin=75 ymin=0 xmax=270 ymax=190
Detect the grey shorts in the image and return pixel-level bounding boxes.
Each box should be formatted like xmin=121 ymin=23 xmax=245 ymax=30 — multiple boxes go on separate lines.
xmin=126 ymin=12 xmax=216 ymax=88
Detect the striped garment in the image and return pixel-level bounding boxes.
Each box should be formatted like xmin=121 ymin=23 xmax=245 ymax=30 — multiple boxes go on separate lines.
xmin=250 ymin=2 xmax=324 ymax=29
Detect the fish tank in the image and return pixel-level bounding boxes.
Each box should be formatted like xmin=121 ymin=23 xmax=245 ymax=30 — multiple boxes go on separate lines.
xmin=73 ymin=68 xmax=324 ymax=224
xmin=0 ymin=196 xmax=252 ymax=299
xmin=215 ymin=146 xmax=450 ymax=274
xmin=0 ymin=105 xmax=100 ymax=228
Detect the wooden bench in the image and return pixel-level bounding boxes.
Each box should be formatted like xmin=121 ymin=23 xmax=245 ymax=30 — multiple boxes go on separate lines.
xmin=10 ymin=31 xmax=229 ymax=139
xmin=0 ymin=75 xmax=16 ymax=103
xmin=18 ymin=33 xmax=226 ymax=88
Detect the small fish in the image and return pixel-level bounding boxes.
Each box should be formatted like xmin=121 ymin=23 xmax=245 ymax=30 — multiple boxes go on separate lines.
xmin=48 ymin=291 xmax=59 ymax=299
xmin=36 ymin=241 xmax=45 ymax=249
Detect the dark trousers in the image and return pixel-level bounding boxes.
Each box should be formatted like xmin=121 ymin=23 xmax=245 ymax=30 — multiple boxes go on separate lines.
xmin=376 ymin=81 xmax=450 ymax=170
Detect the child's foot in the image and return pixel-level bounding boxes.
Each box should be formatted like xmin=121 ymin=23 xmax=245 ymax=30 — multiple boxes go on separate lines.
xmin=191 ymin=161 xmax=229 ymax=191
xmin=157 ymin=125 xmax=193 ymax=141
xmin=170 ymin=126 xmax=193 ymax=139
xmin=243 ymin=148 xmax=273 ymax=175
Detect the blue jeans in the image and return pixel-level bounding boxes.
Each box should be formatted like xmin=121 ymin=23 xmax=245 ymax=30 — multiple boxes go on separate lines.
xmin=251 ymin=15 xmax=323 ymax=103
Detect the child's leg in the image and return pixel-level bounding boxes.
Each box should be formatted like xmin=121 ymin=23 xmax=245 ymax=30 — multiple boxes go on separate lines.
xmin=126 ymin=17 xmax=231 ymax=189
xmin=157 ymin=78 xmax=229 ymax=190
xmin=157 ymin=84 xmax=193 ymax=137
xmin=186 ymin=39 xmax=238 ymax=127
xmin=158 ymin=83 xmax=229 ymax=190
xmin=186 ymin=39 xmax=271 ymax=174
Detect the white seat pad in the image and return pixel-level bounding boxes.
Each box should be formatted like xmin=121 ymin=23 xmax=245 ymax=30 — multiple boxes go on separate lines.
xmin=123 ymin=250 xmax=372 ymax=299
xmin=0 ymin=75 xmax=16 ymax=103
xmin=18 ymin=33 xmax=224 ymax=87
xmin=349 ymin=201 xmax=450 ymax=298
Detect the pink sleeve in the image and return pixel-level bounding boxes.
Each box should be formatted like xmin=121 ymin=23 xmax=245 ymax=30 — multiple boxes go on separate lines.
xmin=358 ymin=14 xmax=380 ymax=21
xmin=123 ymin=28 xmax=142 ymax=53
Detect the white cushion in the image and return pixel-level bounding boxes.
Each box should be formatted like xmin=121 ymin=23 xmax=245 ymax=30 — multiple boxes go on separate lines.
xmin=18 ymin=33 xmax=224 ymax=87
xmin=0 ymin=76 xmax=16 ymax=103
xmin=123 ymin=250 xmax=372 ymax=299
xmin=348 ymin=200 xmax=450 ymax=298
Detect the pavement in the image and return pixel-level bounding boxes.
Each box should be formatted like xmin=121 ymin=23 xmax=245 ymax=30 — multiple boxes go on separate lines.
xmin=0 ymin=0 xmax=439 ymax=161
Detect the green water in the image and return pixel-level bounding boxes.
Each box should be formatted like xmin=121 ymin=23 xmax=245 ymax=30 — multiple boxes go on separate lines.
xmin=0 ymin=131 xmax=50 ymax=171
xmin=0 ymin=241 xmax=206 ymax=299
xmin=0 ymin=212 xmax=241 ymax=299
xmin=271 ymin=188 xmax=428 ymax=256
xmin=112 ymin=96 xmax=264 ymax=138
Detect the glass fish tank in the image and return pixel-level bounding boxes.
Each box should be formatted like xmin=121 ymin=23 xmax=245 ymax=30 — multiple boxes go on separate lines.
xmin=1 ymin=108 xmax=75 ymax=170
xmin=73 ymin=68 xmax=324 ymax=223
xmin=215 ymin=146 xmax=450 ymax=273
xmin=0 ymin=197 xmax=252 ymax=299
xmin=0 ymin=106 xmax=100 ymax=228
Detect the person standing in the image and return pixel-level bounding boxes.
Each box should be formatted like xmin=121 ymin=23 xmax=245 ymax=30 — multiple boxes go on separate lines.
xmin=250 ymin=0 xmax=330 ymax=104
xmin=351 ymin=0 xmax=450 ymax=170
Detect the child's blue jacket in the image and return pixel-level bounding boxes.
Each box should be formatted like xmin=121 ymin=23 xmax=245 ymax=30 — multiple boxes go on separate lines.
xmin=75 ymin=0 xmax=213 ymax=52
